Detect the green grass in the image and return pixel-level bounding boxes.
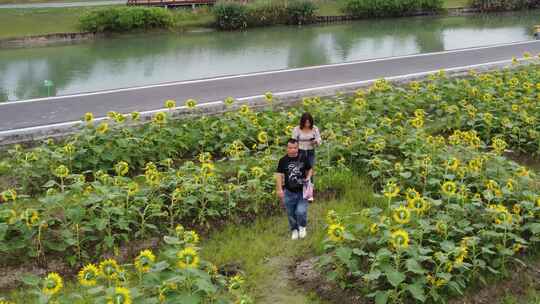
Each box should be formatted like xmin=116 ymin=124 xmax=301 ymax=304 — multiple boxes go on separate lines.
xmin=0 ymin=6 xmax=106 ymax=39
xmin=0 ymin=0 xmax=112 ymax=3
xmin=444 ymin=0 xmax=470 ymax=8
xmin=200 ymin=171 xmax=381 ymax=303
xmin=0 ymin=6 xmax=214 ymax=39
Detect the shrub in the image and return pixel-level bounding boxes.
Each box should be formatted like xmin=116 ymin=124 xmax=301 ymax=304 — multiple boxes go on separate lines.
xmin=213 ymin=1 xmax=248 ymax=30
xmin=79 ymin=7 xmax=174 ymax=32
xmin=470 ymin=0 xmax=539 ymax=11
xmin=246 ymin=0 xmax=288 ymax=27
xmin=287 ymin=0 xmax=317 ymax=25
xmin=342 ymin=0 xmax=443 ymax=17
xmin=214 ymin=0 xmax=317 ymax=29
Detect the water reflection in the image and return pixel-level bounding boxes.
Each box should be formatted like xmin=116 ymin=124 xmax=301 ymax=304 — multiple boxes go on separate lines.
xmin=0 ymin=10 xmax=538 ymax=101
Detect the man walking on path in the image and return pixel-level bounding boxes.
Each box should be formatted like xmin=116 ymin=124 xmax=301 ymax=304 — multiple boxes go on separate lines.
xmin=276 ymin=138 xmax=313 ymax=240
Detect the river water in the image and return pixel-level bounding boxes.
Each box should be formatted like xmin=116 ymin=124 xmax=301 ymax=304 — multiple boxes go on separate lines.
xmin=1 ymin=10 xmax=539 ymax=102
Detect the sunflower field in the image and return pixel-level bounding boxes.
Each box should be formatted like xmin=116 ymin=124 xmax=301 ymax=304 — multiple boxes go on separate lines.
xmin=0 ymin=57 xmax=540 ymax=303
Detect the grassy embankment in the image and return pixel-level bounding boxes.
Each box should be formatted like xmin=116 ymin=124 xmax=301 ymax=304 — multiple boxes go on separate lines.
xmin=0 ymin=0 xmax=470 ymax=39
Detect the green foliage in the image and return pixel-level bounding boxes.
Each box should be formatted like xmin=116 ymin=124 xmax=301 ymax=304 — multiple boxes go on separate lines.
xmin=213 ymin=1 xmax=248 ymax=30
xmin=213 ymin=0 xmax=317 ymax=29
xmin=341 ymin=0 xmax=443 ymax=17
xmin=470 ymin=0 xmax=538 ymax=11
xmin=79 ymin=7 xmax=174 ymax=32
xmin=287 ymin=0 xmax=317 ymax=25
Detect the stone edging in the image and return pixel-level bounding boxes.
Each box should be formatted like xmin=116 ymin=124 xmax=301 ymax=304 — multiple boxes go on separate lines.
xmin=0 ymin=59 xmax=530 ymax=147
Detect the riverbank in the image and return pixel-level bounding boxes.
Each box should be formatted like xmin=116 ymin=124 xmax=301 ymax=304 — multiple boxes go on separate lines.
xmin=0 ymin=0 xmax=473 ymax=40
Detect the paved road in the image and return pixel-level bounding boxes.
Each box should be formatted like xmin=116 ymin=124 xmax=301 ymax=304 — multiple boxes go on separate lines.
xmin=0 ymin=0 xmax=123 ymax=9
xmin=1 ymin=40 xmax=540 ymax=133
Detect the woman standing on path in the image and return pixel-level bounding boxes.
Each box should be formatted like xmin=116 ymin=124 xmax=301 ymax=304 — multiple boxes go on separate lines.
xmin=292 ymin=112 xmax=322 ymax=201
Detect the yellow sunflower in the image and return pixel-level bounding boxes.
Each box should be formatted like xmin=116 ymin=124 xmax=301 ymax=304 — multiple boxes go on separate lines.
xmin=134 ymin=249 xmax=156 ymax=273
xmin=78 ymin=263 xmax=99 ymax=287
xmin=392 ymin=206 xmax=411 ymax=224
xmin=97 ymin=122 xmax=109 ymax=134
xmin=257 ymin=131 xmax=268 ymax=144
xmin=183 ymin=230 xmax=200 ymax=245
xmin=441 ymin=181 xmax=457 ymax=196
xmin=114 ymin=161 xmax=129 ymax=177
xmin=108 ymin=287 xmax=132 ymax=304
xmin=153 ymin=112 xmax=167 ymax=125
xmin=1 ymin=189 xmax=17 ymax=202
xmin=390 ymin=229 xmax=409 ymax=250
xmin=99 ymin=259 xmax=121 ymax=280
xmin=228 ymin=274 xmax=245 ymax=292
xmin=185 ymin=99 xmax=197 ymax=109
xmin=42 ymin=272 xmax=63 ymax=296
xmin=327 ymin=223 xmax=345 ymax=242
xmin=408 ymin=197 xmax=429 ymax=213
xmin=164 ymin=99 xmax=176 ymax=109
xmin=54 ymin=165 xmax=70 ymax=178
xmin=383 ymin=181 xmax=400 ymax=199
xmin=177 ymin=247 xmax=200 ymax=269
xmin=83 ymin=112 xmax=94 ymax=123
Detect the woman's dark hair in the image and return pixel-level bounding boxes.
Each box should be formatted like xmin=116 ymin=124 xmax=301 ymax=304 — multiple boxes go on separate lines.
xmin=299 ymin=112 xmax=314 ymax=130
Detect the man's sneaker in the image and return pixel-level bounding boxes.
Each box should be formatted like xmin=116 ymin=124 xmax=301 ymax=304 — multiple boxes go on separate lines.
xmin=291 ymin=229 xmax=299 ymax=240
xmin=299 ymin=227 xmax=307 ymax=239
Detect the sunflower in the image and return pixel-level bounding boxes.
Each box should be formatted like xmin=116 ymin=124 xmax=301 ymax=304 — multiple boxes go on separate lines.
xmin=405 ymin=188 xmax=419 ymax=201
xmin=409 ymin=116 xmax=424 ymax=129
xmin=228 ymin=274 xmax=245 ymax=292
xmin=114 ymin=161 xmax=129 ymax=177
xmin=63 ymin=144 xmax=75 ymax=156
xmin=183 ymin=230 xmax=200 ymax=245
xmin=108 ymin=287 xmax=132 ymax=304
xmin=392 ymin=206 xmax=411 ymax=224
xmin=54 ymin=165 xmax=69 ymax=178
xmin=153 ymin=112 xmax=167 ymax=125
xmin=516 ymin=166 xmax=530 ymax=177
xmin=177 ymin=247 xmax=200 ymax=269
xmin=224 ymin=97 xmax=235 ymax=107
xmin=390 ymin=229 xmax=409 ymax=250
xmin=488 ymin=204 xmax=512 ymax=225
xmin=327 ymin=223 xmax=345 ymax=242
xmin=441 ymin=181 xmax=457 ymax=196
xmin=264 ymin=92 xmax=273 ymax=102
xmin=239 ymin=105 xmax=250 ymax=115
xmin=185 ymin=99 xmax=197 ymax=109
xmin=369 ymin=223 xmax=379 ymax=234
xmin=446 ymin=158 xmax=460 ymax=172
xmin=383 ymin=181 xmax=400 ymax=199
xmin=164 ymin=99 xmax=176 ymax=109
xmin=325 ymin=210 xmax=340 ymax=225
xmin=408 ymin=197 xmax=429 ymax=213
xmin=134 ymin=249 xmax=156 ymax=273
xmin=126 ymin=182 xmax=139 ymax=197
xmin=491 ymin=137 xmax=507 ymax=154
xmin=257 ymin=131 xmax=268 ymax=144
xmin=83 ymin=112 xmax=94 ymax=123
xmin=23 ymin=208 xmax=39 ymax=227
xmin=250 ymin=166 xmax=264 ymax=178
xmin=198 ymin=152 xmax=212 ymax=163
xmin=99 ymin=259 xmax=121 ymax=280
xmin=435 ymin=221 xmax=447 ymax=235
xmin=536 ymin=197 xmax=540 ymax=208
xmin=97 ymin=122 xmax=109 ymax=134
xmin=42 ymin=272 xmax=63 ymax=296
xmin=78 ymin=263 xmax=99 ymax=287
xmin=201 ymin=162 xmax=215 ymax=177
xmin=1 ymin=189 xmax=17 ymax=202
xmin=131 ymin=112 xmax=140 ymax=121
